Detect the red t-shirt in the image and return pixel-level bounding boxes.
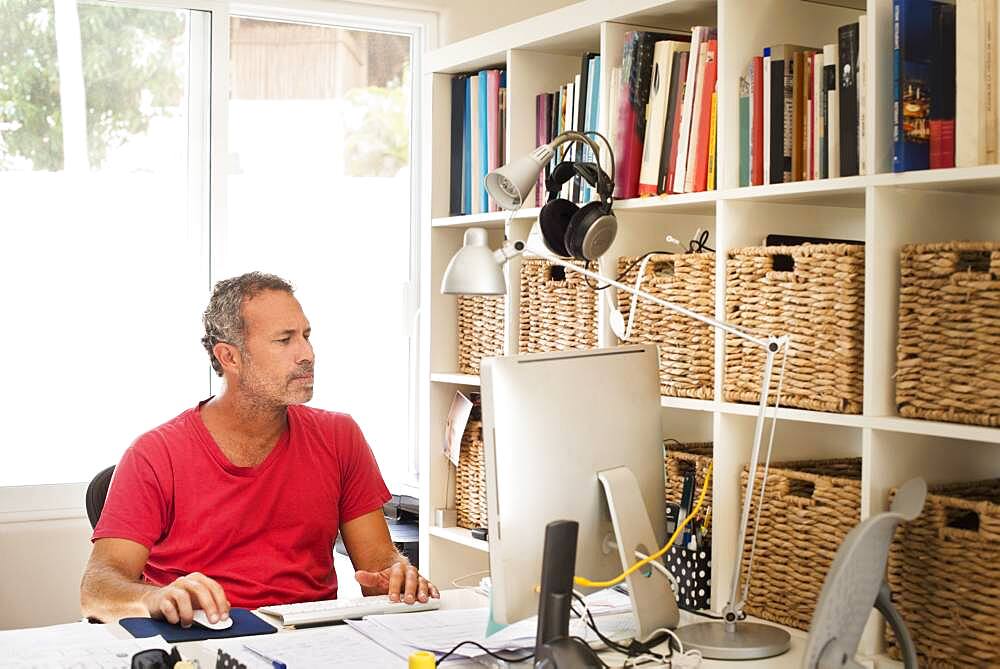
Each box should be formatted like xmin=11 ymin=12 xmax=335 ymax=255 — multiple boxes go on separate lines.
xmin=92 ymin=401 xmax=391 ymax=608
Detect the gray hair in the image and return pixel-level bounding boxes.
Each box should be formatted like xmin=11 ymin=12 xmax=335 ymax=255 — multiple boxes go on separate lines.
xmin=201 ymin=272 xmax=295 ymax=376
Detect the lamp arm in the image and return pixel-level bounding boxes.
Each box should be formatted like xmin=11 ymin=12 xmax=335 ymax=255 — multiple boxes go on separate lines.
xmin=512 ymin=240 xmax=777 ymax=350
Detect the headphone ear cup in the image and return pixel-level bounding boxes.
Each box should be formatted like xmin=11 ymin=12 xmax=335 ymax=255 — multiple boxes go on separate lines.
xmin=539 ymin=198 xmax=578 ymax=257
xmin=565 ymin=202 xmax=617 ymax=261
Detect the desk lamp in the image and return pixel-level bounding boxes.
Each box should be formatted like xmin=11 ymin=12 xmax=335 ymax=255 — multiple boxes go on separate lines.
xmin=441 ymin=131 xmax=793 ymax=660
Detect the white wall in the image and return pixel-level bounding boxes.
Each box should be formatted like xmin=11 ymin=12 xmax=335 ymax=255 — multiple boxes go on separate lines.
xmin=0 ymin=516 xmax=93 ymax=630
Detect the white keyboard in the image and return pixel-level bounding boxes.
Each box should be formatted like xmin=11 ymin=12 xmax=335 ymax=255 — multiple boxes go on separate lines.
xmin=258 ymin=594 xmax=441 ymax=626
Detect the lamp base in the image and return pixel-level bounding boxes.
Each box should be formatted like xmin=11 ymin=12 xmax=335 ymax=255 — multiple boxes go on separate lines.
xmin=673 ymin=620 xmax=791 ymax=660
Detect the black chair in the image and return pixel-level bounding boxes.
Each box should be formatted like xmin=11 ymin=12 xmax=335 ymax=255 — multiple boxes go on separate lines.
xmin=86 ymin=465 xmax=116 ymax=529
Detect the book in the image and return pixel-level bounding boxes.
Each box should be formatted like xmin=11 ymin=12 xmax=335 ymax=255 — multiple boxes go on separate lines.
xmin=824 ymin=44 xmax=840 ymax=178
xmin=586 ymin=56 xmax=601 ymax=195
xmin=691 ymin=39 xmax=717 ymax=192
xmin=574 ymin=53 xmax=595 ymax=202
xmin=929 ymin=1 xmax=956 ymax=168
xmin=739 ymin=69 xmax=751 ymax=187
xmin=660 ymin=51 xmax=689 ymax=193
xmin=764 ymin=49 xmax=772 ymax=184
xmin=487 ymin=70 xmax=501 ymax=210
xmin=464 ymin=76 xmax=473 ymax=214
xmin=752 ymin=55 xmax=764 ymax=185
xmin=582 ymin=55 xmax=597 ymax=201
xmin=450 ymin=75 xmax=466 ymax=215
xmin=686 ymin=38 xmax=714 ymax=192
xmin=478 ymin=71 xmax=489 ymax=211
xmin=985 ymin=0 xmax=997 ymax=162
xmin=792 ymin=51 xmax=806 ymax=181
xmin=838 ymin=22 xmax=860 ymax=177
xmin=615 ymin=32 xmax=660 ymax=199
xmin=673 ymin=27 xmax=709 ymax=192
xmin=858 ymin=14 xmax=868 ymax=174
xmin=708 ymin=90 xmax=718 ymax=191
xmin=813 ymin=52 xmax=824 ymax=180
xmin=893 ymin=0 xmax=933 ymax=172
xmin=640 ymin=41 xmax=689 ymax=195
xmin=535 ymin=93 xmax=552 ymax=206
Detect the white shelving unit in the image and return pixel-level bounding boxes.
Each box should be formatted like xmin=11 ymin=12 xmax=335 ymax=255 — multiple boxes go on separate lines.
xmin=418 ymin=0 xmax=1000 ymax=661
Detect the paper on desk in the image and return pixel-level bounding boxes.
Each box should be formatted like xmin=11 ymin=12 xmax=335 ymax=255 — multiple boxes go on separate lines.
xmin=214 ymin=625 xmax=401 ymax=669
xmin=0 ymin=633 xmax=171 ymax=669
xmin=0 ymin=621 xmax=119 ymax=652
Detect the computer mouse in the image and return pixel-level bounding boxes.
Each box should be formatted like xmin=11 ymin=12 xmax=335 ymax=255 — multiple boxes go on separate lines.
xmin=191 ymin=609 xmax=233 ymax=630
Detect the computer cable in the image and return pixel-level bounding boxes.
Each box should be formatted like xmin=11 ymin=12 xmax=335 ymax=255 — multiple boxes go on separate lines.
xmin=435 ymin=640 xmax=534 ymax=664
xmin=574 ymin=462 xmax=713 ymax=589
xmin=570 ymin=592 xmax=674 ymax=664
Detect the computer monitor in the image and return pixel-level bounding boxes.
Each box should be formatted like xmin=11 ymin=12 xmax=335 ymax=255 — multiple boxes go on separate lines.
xmin=480 ymin=345 xmax=679 ymax=641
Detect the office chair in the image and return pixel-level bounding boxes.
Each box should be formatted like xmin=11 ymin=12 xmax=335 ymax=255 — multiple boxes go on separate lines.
xmin=803 ymin=477 xmax=926 ymax=669
xmin=86 ymin=465 xmax=116 ymax=529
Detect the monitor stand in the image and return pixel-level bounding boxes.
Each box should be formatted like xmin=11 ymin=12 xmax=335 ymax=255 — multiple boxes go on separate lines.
xmin=598 ymin=466 xmax=680 ymax=641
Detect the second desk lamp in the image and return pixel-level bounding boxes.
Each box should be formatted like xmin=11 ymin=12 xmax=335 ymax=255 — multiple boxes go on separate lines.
xmin=442 ymin=130 xmax=792 ymax=660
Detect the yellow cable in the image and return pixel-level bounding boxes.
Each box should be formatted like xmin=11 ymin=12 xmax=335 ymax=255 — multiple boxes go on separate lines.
xmin=574 ymin=462 xmax=713 ymax=589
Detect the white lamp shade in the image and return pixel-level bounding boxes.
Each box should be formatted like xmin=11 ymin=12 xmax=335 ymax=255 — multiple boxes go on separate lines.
xmin=485 ymin=145 xmax=554 ymax=210
xmin=441 ymin=228 xmax=507 ymax=295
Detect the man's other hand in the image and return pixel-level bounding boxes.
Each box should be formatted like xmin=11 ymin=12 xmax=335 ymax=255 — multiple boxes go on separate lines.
xmin=354 ymin=563 xmax=440 ymax=604
xmin=142 ymin=572 xmax=231 ymax=627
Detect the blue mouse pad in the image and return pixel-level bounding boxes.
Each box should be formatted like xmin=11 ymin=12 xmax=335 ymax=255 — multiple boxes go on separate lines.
xmin=120 ymin=608 xmax=277 ymax=642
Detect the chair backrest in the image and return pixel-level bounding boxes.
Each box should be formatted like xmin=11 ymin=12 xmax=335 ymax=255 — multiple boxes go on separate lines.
xmin=86 ymin=465 xmax=116 ymax=529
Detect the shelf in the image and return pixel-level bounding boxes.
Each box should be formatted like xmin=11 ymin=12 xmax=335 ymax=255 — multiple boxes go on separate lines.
xmin=720 ymin=175 xmax=868 ymax=208
xmin=431 ymin=372 xmax=481 ymax=386
xmin=869 ymin=163 xmax=1000 ymax=195
xmin=660 ymin=396 xmax=717 ymax=412
xmin=432 ymin=207 xmax=540 ymax=229
xmin=428 ymin=526 xmax=490 ymax=552
xmin=717 ymin=401 xmax=869 ymax=429
xmin=612 ymin=191 xmax=718 ymax=215
xmin=870 ymin=416 xmax=1000 ymax=445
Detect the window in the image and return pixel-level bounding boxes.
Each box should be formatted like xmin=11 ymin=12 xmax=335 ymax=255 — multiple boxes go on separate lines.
xmin=0 ymin=1 xmax=427 ymax=509
xmin=223 ymin=15 xmax=417 ymax=490
xmin=0 ymin=1 xmax=211 ymax=488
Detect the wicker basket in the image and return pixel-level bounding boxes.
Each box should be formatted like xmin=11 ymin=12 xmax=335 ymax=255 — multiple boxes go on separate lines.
xmin=887 ymin=479 xmax=1000 ymax=666
xmin=457 ymin=294 xmax=505 ymax=375
xmin=664 ymin=440 xmax=714 ymax=519
xmin=455 ymin=418 xmax=487 ymax=529
xmin=725 ymin=244 xmax=865 ymax=414
xmin=519 ymin=258 xmax=598 ymax=353
xmin=618 ymin=254 xmax=715 ymax=399
xmin=739 ymin=458 xmax=862 ymax=630
xmin=896 ymin=241 xmax=1000 ymax=427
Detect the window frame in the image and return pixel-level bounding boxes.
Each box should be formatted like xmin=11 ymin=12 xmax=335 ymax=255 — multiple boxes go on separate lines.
xmin=0 ymin=0 xmax=433 ymax=519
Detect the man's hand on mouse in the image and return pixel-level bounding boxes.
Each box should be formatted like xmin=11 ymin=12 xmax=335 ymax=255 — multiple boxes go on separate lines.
xmin=354 ymin=563 xmax=440 ymax=604
xmin=141 ymin=572 xmax=231 ymax=628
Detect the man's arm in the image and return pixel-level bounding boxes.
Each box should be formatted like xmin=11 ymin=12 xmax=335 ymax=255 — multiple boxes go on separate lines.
xmin=340 ymin=509 xmax=439 ymax=603
xmin=80 ymin=538 xmax=230 ymax=626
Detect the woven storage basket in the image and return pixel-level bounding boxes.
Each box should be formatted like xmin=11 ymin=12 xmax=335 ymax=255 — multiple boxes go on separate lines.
xmin=618 ymin=253 xmax=715 ymax=399
xmin=896 ymin=241 xmax=1000 ymax=427
xmin=739 ymin=458 xmax=862 ymax=630
xmin=886 ymin=479 xmax=1000 ymax=666
xmin=457 ymin=294 xmax=505 ymax=375
xmin=664 ymin=440 xmax=714 ymax=519
xmin=519 ymin=258 xmax=598 ymax=353
xmin=455 ymin=418 xmax=487 ymax=529
xmin=724 ymin=244 xmax=865 ymax=414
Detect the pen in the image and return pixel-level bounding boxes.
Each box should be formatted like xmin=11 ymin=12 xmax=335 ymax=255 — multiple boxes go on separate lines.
xmin=242 ymin=644 xmax=287 ymax=669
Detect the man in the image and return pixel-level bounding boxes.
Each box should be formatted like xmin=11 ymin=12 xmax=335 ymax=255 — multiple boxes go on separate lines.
xmin=80 ymin=272 xmax=437 ymax=626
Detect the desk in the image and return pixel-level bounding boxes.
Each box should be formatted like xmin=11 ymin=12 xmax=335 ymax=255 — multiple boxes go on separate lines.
xmin=131 ymin=590 xmax=809 ymax=668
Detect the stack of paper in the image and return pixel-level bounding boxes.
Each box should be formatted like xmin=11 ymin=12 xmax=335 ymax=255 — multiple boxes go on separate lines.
xmin=214 ymin=626 xmax=401 ymax=669
xmin=0 ymin=623 xmax=171 ymax=669
xmin=347 ymin=588 xmax=636 ymax=661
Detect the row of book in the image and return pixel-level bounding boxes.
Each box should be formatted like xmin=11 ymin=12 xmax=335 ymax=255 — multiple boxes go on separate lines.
xmin=894 ymin=0 xmax=998 ymax=171
xmin=533 ymin=53 xmax=602 ymax=207
xmin=448 ymin=69 xmax=507 ymax=215
xmin=738 ymin=17 xmax=868 ymax=186
xmin=611 ymin=27 xmax=719 ymax=198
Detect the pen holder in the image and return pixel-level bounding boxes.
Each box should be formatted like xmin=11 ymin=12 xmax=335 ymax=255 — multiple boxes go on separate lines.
xmin=665 ymin=536 xmax=712 ymax=612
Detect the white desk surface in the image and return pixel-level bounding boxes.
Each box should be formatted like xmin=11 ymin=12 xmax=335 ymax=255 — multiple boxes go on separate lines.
xmin=116 ymin=589 xmax=811 ymax=668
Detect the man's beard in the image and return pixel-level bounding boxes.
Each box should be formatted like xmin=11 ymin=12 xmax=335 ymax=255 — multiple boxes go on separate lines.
xmin=238 ymin=356 xmax=314 ymax=406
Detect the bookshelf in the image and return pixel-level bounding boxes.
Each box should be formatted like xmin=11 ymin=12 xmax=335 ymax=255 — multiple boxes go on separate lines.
xmin=418 ymin=0 xmax=1000 ymax=661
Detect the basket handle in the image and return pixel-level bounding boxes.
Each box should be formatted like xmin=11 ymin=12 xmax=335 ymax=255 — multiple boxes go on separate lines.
xmin=650 ymin=259 xmax=675 ymax=279
xmin=954 ymin=250 xmax=992 ymax=274
xmin=772 ymin=254 xmax=795 ymax=273
xmin=547 ymin=265 xmax=567 ymax=282
xmin=940 ymin=505 xmax=982 ymax=540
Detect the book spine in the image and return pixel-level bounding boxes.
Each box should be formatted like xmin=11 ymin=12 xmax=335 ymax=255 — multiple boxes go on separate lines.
xmin=897 ymin=0 xmax=932 ymax=172
xmin=764 ymin=51 xmax=772 ymax=183
xmin=664 ymin=52 xmax=689 ymax=193
xmin=464 ymin=77 xmax=473 ymax=214
xmin=708 ymin=90 xmax=718 ymax=191
xmin=740 ymin=70 xmax=751 ymax=187
xmin=792 ymin=51 xmax=804 ymax=181
xmin=858 ymin=14 xmax=868 ymax=175
xmin=839 ymin=23 xmax=860 ymax=176
xmin=478 ymin=71 xmax=488 ymax=212
xmin=639 ymin=43 xmax=673 ymax=196
xmin=450 ymin=76 xmax=465 ymax=215
xmin=658 ymin=50 xmax=686 ymax=193
xmin=752 ymin=55 xmax=764 ymax=185
xmin=814 ymin=53 xmax=824 ymax=180
xmin=673 ymin=27 xmax=704 ymax=192
xmin=825 ymin=44 xmax=840 ymax=178
xmin=929 ymin=2 xmax=957 ymax=168
xmin=686 ymin=38 xmax=712 ymax=192
xmin=985 ymin=0 xmax=997 ymax=162
xmin=692 ymin=39 xmax=717 ymax=192
xmin=893 ymin=0 xmax=903 ymax=171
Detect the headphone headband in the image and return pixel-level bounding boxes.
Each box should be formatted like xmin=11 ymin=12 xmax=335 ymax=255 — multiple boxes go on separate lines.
xmin=545 ymin=161 xmax=613 ymax=205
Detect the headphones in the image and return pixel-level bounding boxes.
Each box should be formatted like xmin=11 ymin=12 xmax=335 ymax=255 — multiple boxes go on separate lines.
xmin=539 ymin=160 xmax=617 ymax=262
